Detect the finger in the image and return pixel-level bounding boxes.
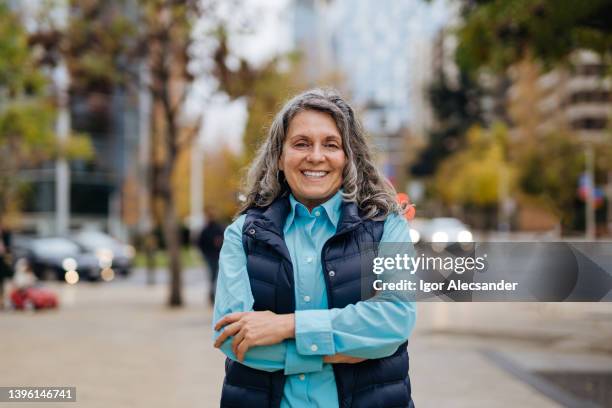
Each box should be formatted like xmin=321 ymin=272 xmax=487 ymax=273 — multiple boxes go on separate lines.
xmin=231 ymin=329 xmax=246 ymax=356
xmin=214 ymin=311 xmax=248 ymax=331
xmin=236 ymin=338 xmax=251 ymax=362
xmin=214 ymin=321 xmax=241 ymax=348
xmin=214 ymin=322 xmax=239 ymax=348
xmin=214 ymin=312 xmax=247 ymax=331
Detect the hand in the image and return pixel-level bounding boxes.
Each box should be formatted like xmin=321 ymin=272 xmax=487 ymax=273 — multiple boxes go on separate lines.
xmin=214 ymin=311 xmax=295 ymax=362
xmin=323 ymin=353 xmax=367 ymax=364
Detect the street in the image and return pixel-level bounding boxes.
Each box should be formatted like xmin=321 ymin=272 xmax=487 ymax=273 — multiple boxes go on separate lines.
xmin=1 ymin=266 xmax=611 ymax=407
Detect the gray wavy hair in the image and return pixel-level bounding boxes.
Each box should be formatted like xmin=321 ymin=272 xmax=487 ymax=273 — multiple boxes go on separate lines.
xmin=239 ymin=88 xmax=404 ymax=220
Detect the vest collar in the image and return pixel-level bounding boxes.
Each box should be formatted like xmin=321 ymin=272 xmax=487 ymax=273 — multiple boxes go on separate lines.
xmin=336 ymin=199 xmax=363 ymax=233
xmin=256 ymin=194 xmax=292 ymax=236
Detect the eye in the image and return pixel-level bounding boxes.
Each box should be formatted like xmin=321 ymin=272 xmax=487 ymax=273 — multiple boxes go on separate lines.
xmin=294 ymin=141 xmax=309 ymax=148
xmin=325 ymin=142 xmax=340 ymax=149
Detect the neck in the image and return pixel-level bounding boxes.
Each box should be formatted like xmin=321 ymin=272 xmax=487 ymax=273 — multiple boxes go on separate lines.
xmin=295 ymin=193 xmax=336 ymax=212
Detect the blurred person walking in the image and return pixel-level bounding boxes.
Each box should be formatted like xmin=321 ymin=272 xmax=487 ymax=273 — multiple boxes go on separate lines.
xmin=197 ymin=207 xmax=225 ymax=305
xmin=0 ymin=222 xmax=12 ymax=309
xmin=212 ymin=89 xmax=416 ymax=408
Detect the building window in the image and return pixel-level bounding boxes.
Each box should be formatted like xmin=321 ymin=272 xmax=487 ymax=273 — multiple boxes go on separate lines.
xmin=571 ymin=117 xmax=608 ymax=130
xmin=568 ymin=91 xmax=611 ymax=104
xmin=574 ymin=64 xmax=606 ymax=76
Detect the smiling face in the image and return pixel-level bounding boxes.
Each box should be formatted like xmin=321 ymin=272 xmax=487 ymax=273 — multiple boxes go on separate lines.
xmin=279 ymin=110 xmax=347 ymax=211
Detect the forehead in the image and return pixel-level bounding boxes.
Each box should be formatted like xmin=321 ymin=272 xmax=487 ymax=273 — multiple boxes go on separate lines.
xmin=286 ymin=110 xmax=341 ymax=138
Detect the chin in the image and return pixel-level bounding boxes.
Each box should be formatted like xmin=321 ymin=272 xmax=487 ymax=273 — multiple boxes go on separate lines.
xmin=300 ymin=188 xmax=336 ymax=202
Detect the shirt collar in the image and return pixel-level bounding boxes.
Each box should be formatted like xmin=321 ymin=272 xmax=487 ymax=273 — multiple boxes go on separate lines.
xmin=286 ymin=189 xmax=344 ymax=228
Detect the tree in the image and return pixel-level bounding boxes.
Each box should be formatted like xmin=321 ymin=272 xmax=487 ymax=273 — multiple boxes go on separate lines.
xmin=209 ymin=25 xmax=307 ymax=163
xmin=412 ymin=70 xmax=483 ymax=177
xmin=0 ymin=3 xmax=92 ymax=305
xmin=0 ymin=2 xmax=93 ymax=226
xmin=456 ymin=0 xmax=612 ymax=73
xmin=516 ymin=131 xmax=584 ymax=230
xmin=142 ymin=1 xmax=289 ymax=306
xmin=0 ymin=3 xmax=53 ymax=220
xmin=454 ymin=0 xmax=612 ymax=233
xmin=38 ymin=0 xmax=297 ymax=307
xmin=203 ymin=148 xmax=243 ymax=219
xmin=25 ymin=0 xmax=201 ymax=306
xmin=434 ymin=124 xmax=517 ymax=207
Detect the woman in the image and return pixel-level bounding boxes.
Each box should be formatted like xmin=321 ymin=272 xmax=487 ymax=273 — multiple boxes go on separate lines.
xmin=213 ymin=88 xmax=416 ymax=407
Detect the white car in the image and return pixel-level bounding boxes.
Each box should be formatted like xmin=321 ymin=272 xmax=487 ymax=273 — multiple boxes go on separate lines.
xmin=406 ymin=218 xmax=428 ymax=244
xmin=419 ymin=218 xmax=473 ymax=244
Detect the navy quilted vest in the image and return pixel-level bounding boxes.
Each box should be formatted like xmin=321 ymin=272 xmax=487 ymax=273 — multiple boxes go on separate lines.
xmin=220 ymin=196 xmax=414 ymax=408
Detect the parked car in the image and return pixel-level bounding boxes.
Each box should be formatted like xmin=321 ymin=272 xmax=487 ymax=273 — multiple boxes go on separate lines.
xmin=12 ymin=236 xmax=101 ymax=282
xmin=70 ymin=230 xmax=135 ymax=276
xmin=418 ymin=217 xmax=473 ymax=244
xmin=10 ymin=285 xmax=58 ymax=310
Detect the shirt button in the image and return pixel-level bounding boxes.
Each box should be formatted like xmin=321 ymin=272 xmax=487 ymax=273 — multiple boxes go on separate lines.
xmin=328 ymin=270 xmax=335 ymax=277
xmin=298 ymin=374 xmax=305 ymax=381
xmin=306 ymin=257 xmax=313 ymax=263
xmin=303 ymin=295 xmax=311 ymax=302
xmin=314 ymin=210 xmax=321 ymax=217
xmin=310 ymin=344 xmax=318 ymax=352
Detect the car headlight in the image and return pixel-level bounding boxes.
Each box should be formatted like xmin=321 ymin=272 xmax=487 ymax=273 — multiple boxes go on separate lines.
xmin=62 ymin=257 xmax=78 ymax=271
xmin=95 ymin=248 xmax=114 ymax=262
xmin=65 ymin=269 xmax=79 ymax=284
xmin=409 ymin=228 xmax=420 ymax=243
xmin=95 ymin=249 xmax=113 ymax=268
xmin=432 ymin=231 xmax=448 ymax=243
xmin=458 ymin=230 xmax=473 ymax=243
xmin=125 ymin=245 xmax=135 ymax=258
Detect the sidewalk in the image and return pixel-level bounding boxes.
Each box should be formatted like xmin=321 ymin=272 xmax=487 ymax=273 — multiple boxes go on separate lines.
xmin=1 ymin=268 xmax=611 ymax=407
xmin=411 ymin=303 xmax=612 ymax=407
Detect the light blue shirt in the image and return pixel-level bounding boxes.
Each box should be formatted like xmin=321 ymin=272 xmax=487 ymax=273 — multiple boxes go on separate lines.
xmin=213 ymin=190 xmax=416 ymax=408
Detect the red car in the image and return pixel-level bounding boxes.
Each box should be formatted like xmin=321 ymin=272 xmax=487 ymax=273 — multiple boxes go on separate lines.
xmin=10 ymin=286 xmax=59 ymax=310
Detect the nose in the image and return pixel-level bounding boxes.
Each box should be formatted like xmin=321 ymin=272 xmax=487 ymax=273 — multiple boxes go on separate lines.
xmin=306 ymin=144 xmax=325 ymax=163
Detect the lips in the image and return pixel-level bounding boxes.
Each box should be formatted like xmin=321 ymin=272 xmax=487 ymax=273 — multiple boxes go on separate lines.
xmin=301 ymin=170 xmax=329 ymax=178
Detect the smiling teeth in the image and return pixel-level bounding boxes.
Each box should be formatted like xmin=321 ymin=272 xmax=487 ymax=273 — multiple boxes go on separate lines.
xmin=303 ymin=171 xmax=327 ymax=177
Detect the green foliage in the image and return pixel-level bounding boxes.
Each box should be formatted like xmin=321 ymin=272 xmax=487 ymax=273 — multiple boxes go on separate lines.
xmin=434 ymin=124 xmax=517 ymax=206
xmin=0 ymin=4 xmax=94 ymax=219
xmin=0 ymin=101 xmax=55 ymax=150
xmin=517 ymin=131 xmax=584 ymax=227
xmin=61 ymin=133 xmax=95 ymax=160
xmin=0 ymin=100 xmax=55 ymax=216
xmin=457 ymin=0 xmax=612 ymax=73
xmin=0 ymin=3 xmax=46 ymax=96
xmin=62 ymin=1 xmax=137 ymax=93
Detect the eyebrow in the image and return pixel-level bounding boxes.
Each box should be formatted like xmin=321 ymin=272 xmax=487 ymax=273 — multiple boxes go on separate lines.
xmin=324 ymin=135 xmax=342 ymax=142
xmin=288 ymin=134 xmax=341 ymax=141
xmin=287 ymin=133 xmax=342 ymax=144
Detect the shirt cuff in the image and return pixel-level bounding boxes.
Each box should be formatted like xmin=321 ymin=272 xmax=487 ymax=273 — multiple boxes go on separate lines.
xmin=284 ymin=341 xmax=323 ymax=375
xmin=295 ymin=309 xmax=335 ymax=356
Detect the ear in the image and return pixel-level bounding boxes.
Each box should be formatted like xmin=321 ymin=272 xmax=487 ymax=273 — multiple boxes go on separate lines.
xmin=278 ymin=154 xmax=284 ymax=171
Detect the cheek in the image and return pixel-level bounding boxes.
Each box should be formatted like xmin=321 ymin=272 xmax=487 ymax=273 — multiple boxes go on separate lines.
xmin=280 ymin=153 xmax=300 ymax=175
xmin=333 ymin=154 xmax=347 ymax=175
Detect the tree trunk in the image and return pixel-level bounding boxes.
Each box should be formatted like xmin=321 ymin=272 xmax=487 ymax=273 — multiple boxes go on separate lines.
xmin=144 ymin=232 xmax=156 ymax=286
xmin=162 ymin=193 xmax=182 ymax=307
